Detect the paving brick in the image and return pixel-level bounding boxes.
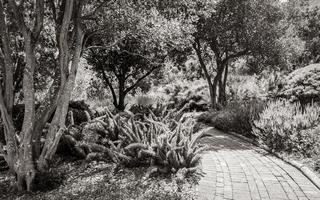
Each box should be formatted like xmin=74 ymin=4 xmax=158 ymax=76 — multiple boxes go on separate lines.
xmin=197 ymin=128 xmax=320 ymax=200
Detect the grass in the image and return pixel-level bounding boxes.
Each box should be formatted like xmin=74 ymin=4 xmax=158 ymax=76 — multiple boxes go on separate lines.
xmin=0 ymin=160 xmax=200 ymax=200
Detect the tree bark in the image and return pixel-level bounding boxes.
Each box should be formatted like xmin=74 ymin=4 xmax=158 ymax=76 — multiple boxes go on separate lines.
xmin=38 ymin=1 xmax=84 ymax=171
xmin=117 ymin=76 xmax=126 ymax=111
xmin=218 ymin=61 xmax=228 ymax=105
xmin=0 ymin=2 xmax=14 ymax=116
xmin=7 ymin=0 xmax=44 ymax=190
xmin=32 ymin=78 xmax=60 ymax=158
xmin=0 ymin=84 xmax=17 ymax=174
xmin=212 ymin=60 xmax=225 ymax=109
xmin=193 ymin=41 xmax=216 ymax=108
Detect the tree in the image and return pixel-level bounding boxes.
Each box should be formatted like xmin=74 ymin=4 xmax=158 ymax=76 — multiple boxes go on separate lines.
xmin=299 ymin=6 xmax=320 ymax=65
xmin=193 ymin=0 xmax=284 ymax=108
xmin=85 ymin=0 xmax=193 ymax=111
xmin=86 ymin=36 xmax=163 ymax=111
xmin=0 ymin=0 xmax=110 ymax=191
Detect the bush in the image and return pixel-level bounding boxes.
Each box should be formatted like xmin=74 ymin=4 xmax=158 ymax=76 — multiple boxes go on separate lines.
xmin=253 ymin=100 xmax=320 ymax=157
xmin=148 ymin=79 xmax=210 ymax=112
xmin=198 ymin=99 xmax=266 ymax=138
xmin=277 ymin=64 xmax=320 ymax=104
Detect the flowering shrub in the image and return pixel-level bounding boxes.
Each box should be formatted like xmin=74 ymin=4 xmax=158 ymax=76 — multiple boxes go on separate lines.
xmin=277 ymin=64 xmax=320 ymax=104
xmin=253 ymin=100 xmax=320 ymax=156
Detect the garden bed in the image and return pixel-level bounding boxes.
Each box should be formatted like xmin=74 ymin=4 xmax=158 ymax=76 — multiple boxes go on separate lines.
xmin=0 ymin=160 xmax=199 ymax=200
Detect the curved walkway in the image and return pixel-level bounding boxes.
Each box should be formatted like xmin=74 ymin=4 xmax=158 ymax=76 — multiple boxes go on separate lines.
xmin=197 ymin=128 xmax=320 ymax=200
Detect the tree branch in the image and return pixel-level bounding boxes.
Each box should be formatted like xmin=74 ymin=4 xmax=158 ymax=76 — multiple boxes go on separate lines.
xmin=84 ymin=35 xmax=127 ymax=51
xmin=58 ymin=0 xmax=74 ymax=83
xmin=32 ymin=0 xmax=44 ymax=39
xmin=120 ymin=50 xmax=163 ymax=66
xmin=100 ymin=68 xmax=117 ymax=106
xmin=193 ymin=38 xmax=213 ymax=85
xmin=82 ymin=0 xmax=116 ymax=20
xmin=124 ymin=65 xmax=159 ymax=94
xmin=224 ymin=48 xmax=249 ymax=63
xmin=0 ymin=1 xmax=14 ymax=115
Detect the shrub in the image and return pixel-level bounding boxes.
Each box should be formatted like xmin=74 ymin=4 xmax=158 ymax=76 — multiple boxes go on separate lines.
xmin=277 ymin=64 xmax=320 ymax=104
xmin=148 ymin=79 xmax=210 ymax=112
xmin=198 ymin=99 xmax=266 ymax=138
xmin=253 ymin=100 xmax=320 ymax=156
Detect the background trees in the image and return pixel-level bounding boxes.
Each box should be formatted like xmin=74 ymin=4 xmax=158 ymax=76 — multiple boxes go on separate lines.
xmin=193 ymin=0 xmax=284 ymax=108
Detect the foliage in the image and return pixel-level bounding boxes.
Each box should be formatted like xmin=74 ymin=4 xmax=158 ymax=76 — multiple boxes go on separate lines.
xmin=109 ymin=116 xmax=207 ymax=172
xmin=128 ymin=95 xmax=156 ymax=116
xmin=56 ymin=102 xmax=206 ymax=174
xmin=148 ymin=79 xmax=210 ymax=112
xmin=0 ymin=161 xmax=198 ymax=200
xmin=192 ymin=0 xmax=285 ymax=107
xmin=84 ymin=0 xmax=196 ymax=111
xmin=277 ymin=64 xmax=320 ymax=104
xmin=253 ymin=99 xmax=320 ymax=156
xmin=198 ymin=99 xmax=266 ymax=138
xmin=228 ymin=73 xmax=268 ymax=101
xmin=298 ymin=6 xmax=320 ymax=64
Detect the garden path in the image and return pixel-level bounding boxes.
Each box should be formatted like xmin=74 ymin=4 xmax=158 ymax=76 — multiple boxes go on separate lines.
xmin=197 ymin=128 xmax=320 ymax=200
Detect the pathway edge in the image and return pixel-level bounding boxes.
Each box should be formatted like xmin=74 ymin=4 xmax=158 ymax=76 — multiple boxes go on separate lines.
xmin=222 ymin=130 xmax=320 ymax=190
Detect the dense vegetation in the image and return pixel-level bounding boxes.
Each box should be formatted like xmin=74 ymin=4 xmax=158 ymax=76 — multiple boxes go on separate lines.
xmin=0 ymin=0 xmax=320 ymax=198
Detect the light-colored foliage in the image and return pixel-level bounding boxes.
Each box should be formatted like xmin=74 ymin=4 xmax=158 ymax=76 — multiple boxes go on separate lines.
xmin=278 ymin=64 xmax=320 ymax=103
xmin=253 ymin=99 xmax=320 ymax=156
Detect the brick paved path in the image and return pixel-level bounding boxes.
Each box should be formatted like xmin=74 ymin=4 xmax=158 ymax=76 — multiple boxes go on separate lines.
xmin=197 ymin=128 xmax=320 ymax=200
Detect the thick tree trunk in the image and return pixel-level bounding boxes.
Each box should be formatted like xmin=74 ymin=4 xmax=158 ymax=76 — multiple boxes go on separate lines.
xmin=212 ymin=61 xmax=225 ymax=109
xmin=117 ymin=78 xmax=126 ymax=111
xmin=118 ymin=92 xmax=126 ymax=111
xmin=18 ymin=32 xmax=37 ymax=191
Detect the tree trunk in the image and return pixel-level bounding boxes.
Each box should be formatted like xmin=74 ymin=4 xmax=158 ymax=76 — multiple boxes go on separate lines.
xmin=118 ymin=92 xmax=126 ymax=111
xmin=18 ymin=32 xmax=37 ymax=191
xmin=0 ymin=4 xmax=14 ymax=116
xmin=0 ymin=85 xmax=17 ymax=173
xmin=38 ymin=8 xmax=84 ymax=170
xmin=218 ymin=62 xmax=228 ymax=105
xmin=117 ymin=78 xmax=126 ymax=111
xmin=212 ymin=61 xmax=225 ymax=109
xmin=193 ymin=41 xmax=216 ymax=109
xmin=32 ymin=78 xmax=60 ymax=158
